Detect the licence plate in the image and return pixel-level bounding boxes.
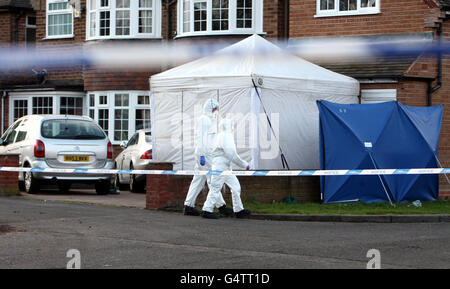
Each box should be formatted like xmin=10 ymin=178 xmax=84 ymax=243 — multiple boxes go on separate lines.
xmin=64 ymin=155 xmax=90 ymax=162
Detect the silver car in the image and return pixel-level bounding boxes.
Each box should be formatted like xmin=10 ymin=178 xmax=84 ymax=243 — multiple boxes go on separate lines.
xmin=0 ymin=115 xmax=114 ymax=194
xmin=115 ymin=129 xmax=152 ymax=192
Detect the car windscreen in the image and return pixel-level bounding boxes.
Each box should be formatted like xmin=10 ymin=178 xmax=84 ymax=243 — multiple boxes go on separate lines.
xmin=41 ymin=119 xmax=106 ymax=140
xmin=145 ymin=132 xmax=152 ymax=143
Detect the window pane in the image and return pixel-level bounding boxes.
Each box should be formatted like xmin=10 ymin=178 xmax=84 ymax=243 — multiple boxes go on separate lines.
xmin=90 ymin=12 xmax=96 ymax=37
xmin=139 ymin=10 xmax=153 ymax=33
xmin=139 ymin=0 xmax=152 ymax=8
xmin=114 ymin=109 xmax=128 ymax=141
xmin=116 ymin=10 xmax=130 ymax=35
xmin=27 ymin=16 xmax=36 ymax=26
xmin=98 ymin=109 xmax=109 ymax=135
xmin=48 ymin=14 xmax=73 ymax=36
xmin=116 ymin=0 xmax=130 ymax=8
xmin=60 ymin=97 xmax=83 ymax=116
xmin=100 ymin=11 xmax=110 ymax=36
xmin=14 ymin=100 xmax=28 ymax=121
xmin=137 ymin=95 xmax=149 ymax=105
xmin=100 ymin=0 xmax=109 ymax=7
xmin=136 ymin=109 xmax=150 ymax=130
xmin=212 ymin=0 xmax=229 ymax=31
xmin=183 ymin=0 xmax=190 ymax=33
xmin=32 ymin=97 xmax=53 ymax=114
xmin=362 ymin=0 xmax=376 ymax=7
xmin=194 ymin=1 xmax=207 ymax=31
xmin=89 ymin=94 xmax=95 ymax=106
xmin=237 ymin=0 xmax=252 ymax=28
xmin=99 ymin=95 xmax=107 ymax=105
xmin=115 ymin=94 xmax=129 ymax=106
xmin=339 ymin=0 xmax=356 ymax=11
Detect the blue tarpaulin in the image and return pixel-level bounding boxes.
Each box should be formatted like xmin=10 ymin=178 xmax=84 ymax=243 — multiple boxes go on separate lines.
xmin=317 ymin=100 xmax=443 ymax=203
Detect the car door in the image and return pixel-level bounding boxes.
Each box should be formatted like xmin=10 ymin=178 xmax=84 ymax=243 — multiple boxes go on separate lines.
xmin=8 ymin=119 xmax=29 ymax=166
xmin=3 ymin=120 xmax=22 ymax=154
xmin=122 ymin=133 xmax=138 ymax=183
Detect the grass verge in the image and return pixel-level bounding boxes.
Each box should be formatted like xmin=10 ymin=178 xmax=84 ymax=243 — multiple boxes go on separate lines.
xmin=245 ymin=200 xmax=450 ymax=215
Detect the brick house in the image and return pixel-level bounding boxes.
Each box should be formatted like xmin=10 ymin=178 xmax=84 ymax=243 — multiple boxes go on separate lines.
xmin=0 ymin=0 xmax=449 ymax=200
xmin=0 ymin=0 xmax=287 ymax=158
xmin=287 ymin=0 xmax=450 ymax=198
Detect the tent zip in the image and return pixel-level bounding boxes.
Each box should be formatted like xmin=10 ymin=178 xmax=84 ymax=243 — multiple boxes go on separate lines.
xmin=251 ymin=79 xmax=290 ymax=170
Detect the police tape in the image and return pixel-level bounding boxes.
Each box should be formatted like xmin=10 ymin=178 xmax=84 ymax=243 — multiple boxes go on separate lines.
xmin=0 ymin=167 xmax=448 ymax=176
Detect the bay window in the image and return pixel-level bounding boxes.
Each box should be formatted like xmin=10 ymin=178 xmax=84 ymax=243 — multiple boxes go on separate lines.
xmin=316 ymin=0 xmax=379 ymax=17
xmin=177 ymin=0 xmax=263 ymax=37
xmin=86 ymin=0 xmax=161 ymax=39
xmin=86 ymin=91 xmax=151 ymax=144
xmin=9 ymin=92 xmax=85 ymax=124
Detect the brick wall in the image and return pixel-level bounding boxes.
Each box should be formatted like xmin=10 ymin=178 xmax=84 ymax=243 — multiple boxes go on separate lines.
xmin=0 ymin=12 xmax=12 ymax=44
xmin=34 ymin=0 xmax=84 ymax=82
xmin=289 ymin=0 xmax=436 ymax=38
xmin=145 ymin=163 xmax=320 ymax=210
xmin=0 ymin=154 xmax=19 ymax=196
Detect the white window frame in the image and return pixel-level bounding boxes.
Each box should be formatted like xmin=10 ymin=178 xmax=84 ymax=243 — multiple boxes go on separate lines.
xmin=361 ymin=89 xmax=397 ymax=104
xmin=86 ymin=91 xmax=150 ymax=144
xmin=315 ymin=0 xmax=380 ymax=18
xmin=8 ymin=91 xmax=85 ymax=125
xmin=176 ymin=0 xmax=264 ymax=38
xmin=86 ymin=0 xmax=162 ymax=40
xmin=46 ymin=0 xmax=74 ymax=39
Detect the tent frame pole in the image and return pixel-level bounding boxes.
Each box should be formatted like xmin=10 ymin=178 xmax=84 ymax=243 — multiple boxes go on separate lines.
xmin=369 ymin=152 xmax=395 ymax=207
xmin=251 ymin=79 xmax=290 ymax=170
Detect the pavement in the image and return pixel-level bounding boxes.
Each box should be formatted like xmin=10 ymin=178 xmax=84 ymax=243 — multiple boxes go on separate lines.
xmin=20 ymin=189 xmax=450 ymax=223
xmin=0 ymin=197 xmax=449 ymax=269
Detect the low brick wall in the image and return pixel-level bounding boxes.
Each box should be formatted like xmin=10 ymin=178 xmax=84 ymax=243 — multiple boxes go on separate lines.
xmin=439 ymin=191 xmax=450 ymax=200
xmin=145 ymin=162 xmax=320 ymax=210
xmin=0 ymin=154 xmax=19 ymax=196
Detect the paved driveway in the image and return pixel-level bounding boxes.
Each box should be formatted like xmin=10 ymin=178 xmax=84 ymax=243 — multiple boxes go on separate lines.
xmin=0 ymin=197 xmax=448 ymax=269
xmin=20 ymin=189 xmax=146 ymax=208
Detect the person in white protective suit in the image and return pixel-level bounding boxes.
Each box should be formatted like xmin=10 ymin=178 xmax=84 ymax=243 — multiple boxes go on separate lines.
xmin=183 ymin=99 xmax=234 ymax=217
xmin=201 ymin=118 xmax=252 ymax=219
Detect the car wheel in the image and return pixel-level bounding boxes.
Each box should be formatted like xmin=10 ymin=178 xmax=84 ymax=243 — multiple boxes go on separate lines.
xmin=24 ymin=170 xmax=40 ymax=194
xmin=95 ymin=179 xmax=110 ymax=195
xmin=18 ymin=174 xmax=25 ymax=192
xmin=129 ymin=164 xmax=144 ymax=193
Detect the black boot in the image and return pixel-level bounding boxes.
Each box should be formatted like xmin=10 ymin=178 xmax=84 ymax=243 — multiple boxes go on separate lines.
xmin=218 ymin=205 xmax=234 ymax=217
xmin=183 ymin=205 xmax=201 ymax=216
xmin=201 ymin=210 xmax=219 ymax=219
xmin=235 ymin=209 xmax=252 ymax=219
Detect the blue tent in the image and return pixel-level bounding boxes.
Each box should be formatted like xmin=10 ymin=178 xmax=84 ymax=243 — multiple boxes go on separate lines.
xmin=317 ymin=100 xmax=443 ymax=203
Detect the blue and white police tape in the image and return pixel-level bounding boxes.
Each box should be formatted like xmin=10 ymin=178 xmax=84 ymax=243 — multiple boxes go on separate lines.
xmin=0 ymin=167 xmax=448 ymax=176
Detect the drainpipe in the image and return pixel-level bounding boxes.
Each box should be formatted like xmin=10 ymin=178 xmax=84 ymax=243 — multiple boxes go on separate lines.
xmin=284 ymin=0 xmax=289 ymax=43
xmin=1 ymin=91 xmax=6 ymax=135
xmin=429 ymin=15 xmax=449 ymax=106
xmin=14 ymin=9 xmax=24 ymax=43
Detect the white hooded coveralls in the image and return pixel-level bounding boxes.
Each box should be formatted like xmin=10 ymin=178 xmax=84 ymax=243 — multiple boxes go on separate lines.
xmin=202 ymin=119 xmax=249 ymax=213
xmin=184 ymin=98 xmax=226 ymax=208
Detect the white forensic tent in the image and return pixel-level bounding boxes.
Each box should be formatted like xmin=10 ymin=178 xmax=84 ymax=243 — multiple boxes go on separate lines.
xmin=150 ymin=34 xmax=359 ymax=170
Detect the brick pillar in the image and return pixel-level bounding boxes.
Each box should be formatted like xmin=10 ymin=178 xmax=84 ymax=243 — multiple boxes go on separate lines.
xmin=145 ymin=162 xmax=181 ymax=209
xmin=0 ymin=154 xmax=19 ymax=196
